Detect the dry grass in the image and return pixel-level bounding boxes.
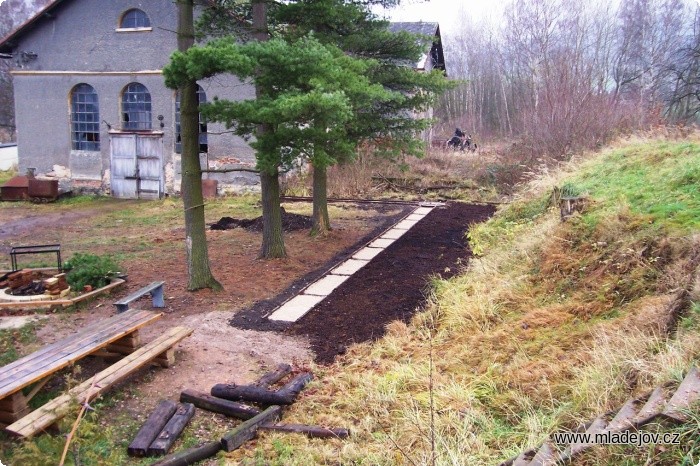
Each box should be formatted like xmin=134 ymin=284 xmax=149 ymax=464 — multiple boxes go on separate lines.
xmin=226 ymin=134 xmax=700 ymax=465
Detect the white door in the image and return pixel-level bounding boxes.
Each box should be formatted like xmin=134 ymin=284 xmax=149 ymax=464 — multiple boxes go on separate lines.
xmin=110 ymin=133 xmax=163 ymax=199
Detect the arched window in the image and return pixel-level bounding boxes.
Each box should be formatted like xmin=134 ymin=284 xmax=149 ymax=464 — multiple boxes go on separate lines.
xmin=175 ymin=85 xmax=208 ymax=153
xmin=70 ymin=83 xmax=100 ymax=151
xmin=121 ymin=82 xmax=152 ymax=130
xmin=120 ymin=9 xmax=151 ymax=29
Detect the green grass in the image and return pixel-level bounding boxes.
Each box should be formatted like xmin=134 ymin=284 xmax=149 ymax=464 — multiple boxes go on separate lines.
xmin=0 ymin=322 xmax=39 ymax=366
xmin=571 ymin=141 xmax=700 ymax=233
xmin=0 ymin=169 xmax=17 ymax=185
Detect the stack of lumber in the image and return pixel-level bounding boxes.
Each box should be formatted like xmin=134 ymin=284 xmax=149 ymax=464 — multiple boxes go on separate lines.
xmin=42 ymin=273 xmax=69 ymax=296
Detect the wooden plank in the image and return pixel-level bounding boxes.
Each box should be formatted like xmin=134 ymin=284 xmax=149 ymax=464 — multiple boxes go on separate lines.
xmin=147 ymin=403 xmax=196 ymax=456
xmin=663 ymin=366 xmax=700 ymax=422
xmin=128 ymin=400 xmax=178 ymax=457
xmin=6 ymin=326 xmax=193 ymax=438
xmin=69 ymin=278 xmax=125 ymax=304
xmin=0 ymin=309 xmax=154 ymax=378
xmin=151 ymin=441 xmax=222 ymax=466
xmin=259 ymin=423 xmax=350 ymax=439
xmin=0 ymin=310 xmax=162 ymax=397
xmin=180 ymin=389 xmax=260 ymax=420
xmin=220 ymin=405 xmax=282 ymax=452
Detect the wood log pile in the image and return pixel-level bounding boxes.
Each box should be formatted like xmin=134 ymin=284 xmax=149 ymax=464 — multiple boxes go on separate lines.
xmin=127 ymin=364 xmax=349 ymax=465
xmin=0 ymin=270 xmax=70 ymax=296
xmin=42 ymin=273 xmax=69 ymax=296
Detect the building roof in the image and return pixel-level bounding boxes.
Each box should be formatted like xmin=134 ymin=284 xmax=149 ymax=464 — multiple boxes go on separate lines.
xmin=388 ymin=21 xmax=439 ymax=37
xmin=389 ymin=21 xmax=445 ymax=73
xmin=0 ymin=0 xmax=65 ymax=54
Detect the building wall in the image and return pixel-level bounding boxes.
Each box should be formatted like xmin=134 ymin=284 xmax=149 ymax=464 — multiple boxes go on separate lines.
xmin=10 ymin=0 xmax=258 ymax=195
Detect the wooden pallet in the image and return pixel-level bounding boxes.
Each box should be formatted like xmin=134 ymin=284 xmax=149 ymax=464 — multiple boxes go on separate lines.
xmin=6 ymin=326 xmax=193 ymax=438
xmin=0 ymin=309 xmax=162 ymax=424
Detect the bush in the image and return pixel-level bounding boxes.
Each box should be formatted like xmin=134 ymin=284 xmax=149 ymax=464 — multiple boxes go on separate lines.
xmin=64 ymin=253 xmax=121 ymax=291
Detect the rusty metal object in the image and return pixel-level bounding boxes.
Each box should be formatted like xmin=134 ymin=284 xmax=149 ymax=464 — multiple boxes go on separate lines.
xmin=0 ymin=176 xmax=29 ymax=201
xmin=28 ymin=178 xmax=59 ymax=202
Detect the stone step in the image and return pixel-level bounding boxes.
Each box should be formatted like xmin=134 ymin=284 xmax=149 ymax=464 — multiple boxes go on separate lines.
xmin=569 ymin=416 xmax=607 ymax=456
xmin=630 ymin=386 xmax=671 ymax=427
xmin=662 ymin=366 xmax=700 ymax=422
xmin=605 ymin=397 xmax=644 ymax=433
xmin=529 ymin=441 xmax=562 ymax=466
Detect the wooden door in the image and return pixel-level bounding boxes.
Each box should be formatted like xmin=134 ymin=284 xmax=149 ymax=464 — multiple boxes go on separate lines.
xmin=110 ymin=133 xmax=163 ymax=199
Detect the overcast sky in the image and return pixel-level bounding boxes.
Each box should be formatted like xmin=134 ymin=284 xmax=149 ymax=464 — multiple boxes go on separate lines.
xmin=373 ymin=0 xmax=507 ymax=33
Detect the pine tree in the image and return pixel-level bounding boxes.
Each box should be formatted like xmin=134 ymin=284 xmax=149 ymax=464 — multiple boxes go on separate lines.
xmin=176 ymin=0 xmax=222 ymax=290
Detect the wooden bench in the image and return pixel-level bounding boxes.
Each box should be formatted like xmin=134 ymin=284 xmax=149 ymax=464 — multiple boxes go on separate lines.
xmin=6 ymin=326 xmax=193 ymax=438
xmin=114 ymin=281 xmax=165 ymax=313
xmin=0 ymin=309 xmax=162 ymax=425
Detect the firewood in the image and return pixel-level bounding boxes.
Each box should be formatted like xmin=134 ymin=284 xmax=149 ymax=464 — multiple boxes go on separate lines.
xmin=259 ymin=423 xmax=350 ymax=439
xmin=151 ymin=441 xmax=222 ymax=466
xmin=211 ymin=384 xmax=295 ymax=405
xmin=278 ymin=372 xmax=313 ymax=399
xmin=147 ymin=403 xmax=196 ymax=456
xmin=254 ymin=363 xmax=292 ymax=388
xmin=220 ymin=405 xmax=282 ymax=452
xmin=180 ymin=389 xmax=260 ymax=420
xmin=211 ymin=373 xmax=313 ymax=406
xmin=127 ymin=400 xmax=178 ymax=457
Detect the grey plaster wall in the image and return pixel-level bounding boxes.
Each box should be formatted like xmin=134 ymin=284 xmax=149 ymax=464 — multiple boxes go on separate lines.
xmin=13 ymin=0 xmax=177 ymax=72
xmin=10 ymin=0 xmax=259 ymax=194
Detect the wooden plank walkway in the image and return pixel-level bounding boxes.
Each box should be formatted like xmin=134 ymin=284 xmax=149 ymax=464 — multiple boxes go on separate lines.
xmin=6 ymin=326 xmax=193 ymax=438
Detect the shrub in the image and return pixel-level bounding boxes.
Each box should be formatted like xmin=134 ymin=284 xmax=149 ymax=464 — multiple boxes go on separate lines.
xmin=64 ymin=253 xmax=121 ymax=291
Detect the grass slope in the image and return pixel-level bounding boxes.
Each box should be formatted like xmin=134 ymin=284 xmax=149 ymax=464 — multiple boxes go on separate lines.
xmin=235 ymin=136 xmax=700 ymax=465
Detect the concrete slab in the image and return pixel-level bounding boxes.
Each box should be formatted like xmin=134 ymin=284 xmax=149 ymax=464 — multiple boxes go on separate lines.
xmin=406 ymin=214 xmax=426 ymax=221
xmin=304 ymin=274 xmax=349 ymax=296
xmin=395 ymin=219 xmax=419 ymax=230
xmin=414 ymin=207 xmax=433 ymax=215
xmin=332 ymin=259 xmax=369 ymax=275
xmin=353 ymin=246 xmax=384 ymax=261
xmin=0 ymin=315 xmax=44 ymax=330
xmin=268 ymin=294 xmax=325 ymax=322
xmin=381 ymin=228 xmax=408 ymax=240
xmin=368 ymin=238 xmax=395 ymax=248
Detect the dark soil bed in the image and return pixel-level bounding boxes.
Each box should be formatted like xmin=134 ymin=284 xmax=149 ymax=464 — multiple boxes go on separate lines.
xmin=232 ymin=202 xmax=495 ymax=364
xmin=211 ymin=207 xmax=314 ymax=232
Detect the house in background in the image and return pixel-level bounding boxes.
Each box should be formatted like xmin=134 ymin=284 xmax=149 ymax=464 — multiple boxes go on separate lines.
xmin=0 ymin=0 xmax=446 ymax=198
xmin=388 ymin=22 xmax=446 ymax=144
xmin=0 ymin=0 xmax=258 ymax=199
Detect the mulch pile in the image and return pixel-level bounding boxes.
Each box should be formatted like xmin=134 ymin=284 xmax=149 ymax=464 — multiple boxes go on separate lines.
xmin=211 ymin=207 xmax=314 ymax=232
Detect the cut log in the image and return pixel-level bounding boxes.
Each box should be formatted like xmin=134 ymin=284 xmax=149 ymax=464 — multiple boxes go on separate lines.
xmin=278 ymin=372 xmax=313 ymax=399
xmin=147 ymin=403 xmax=196 ymax=456
xmin=254 ymin=363 xmax=292 ymax=387
xmin=180 ymin=389 xmax=260 ymax=420
xmin=211 ymin=384 xmax=295 ymax=405
xmin=211 ymin=372 xmax=313 ymax=406
xmin=259 ymin=423 xmax=349 ymax=439
xmin=220 ymin=405 xmax=282 ymax=452
xmin=151 ymin=441 xmax=222 ymax=466
xmin=127 ymin=400 xmax=178 ymax=457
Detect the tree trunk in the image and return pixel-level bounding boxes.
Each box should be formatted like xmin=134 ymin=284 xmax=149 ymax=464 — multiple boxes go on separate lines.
xmin=251 ymin=0 xmax=286 ymax=259
xmin=177 ymin=0 xmax=222 ymax=291
xmin=311 ymin=164 xmax=331 ymax=236
xmin=259 ymin=168 xmax=287 ymax=258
